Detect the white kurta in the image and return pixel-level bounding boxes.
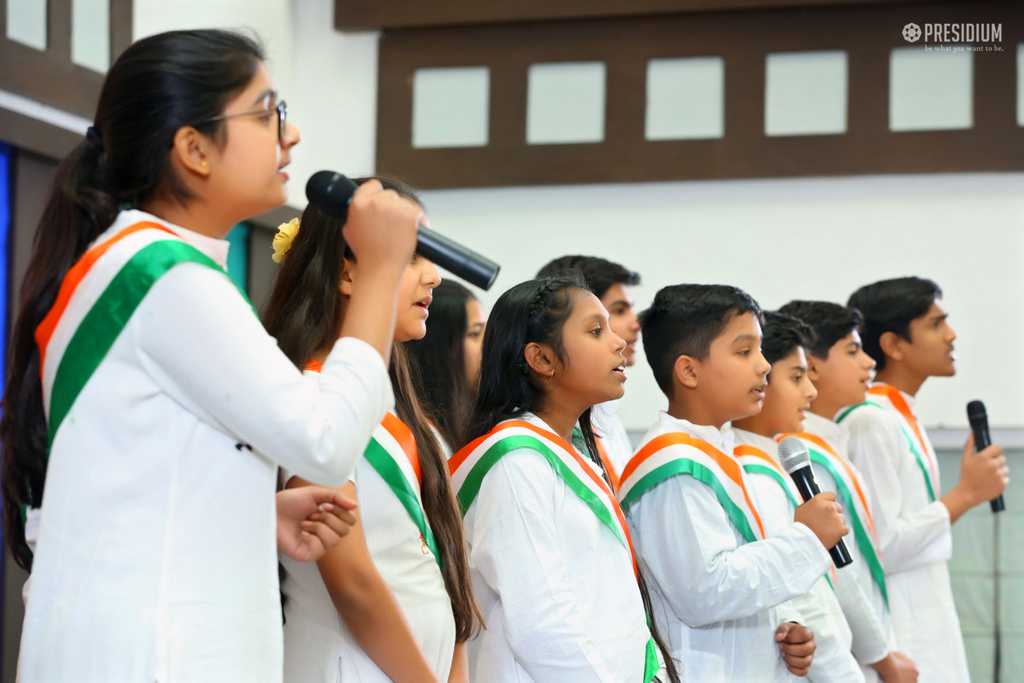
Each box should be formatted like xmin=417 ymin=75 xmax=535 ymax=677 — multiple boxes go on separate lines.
xmin=592 ymin=399 xmax=634 ymax=476
xmin=841 ymin=389 xmax=966 ymax=682
xmin=800 ymin=414 xmax=898 ymax=682
xmin=732 ymin=428 xmax=863 ymax=683
xmin=19 ymin=210 xmax=393 ymax=683
xmin=281 ymin=420 xmax=455 ymax=682
xmin=626 ymin=414 xmax=831 ymax=683
xmin=463 ymin=413 xmax=653 ymax=682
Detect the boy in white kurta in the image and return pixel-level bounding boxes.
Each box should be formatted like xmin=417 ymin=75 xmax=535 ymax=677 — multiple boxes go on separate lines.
xmin=840 ymin=278 xmax=1009 ymax=682
xmin=732 ymin=311 xmax=863 ymax=683
xmin=621 ymin=284 xmax=849 ymax=682
xmin=778 ymin=300 xmax=916 ymax=683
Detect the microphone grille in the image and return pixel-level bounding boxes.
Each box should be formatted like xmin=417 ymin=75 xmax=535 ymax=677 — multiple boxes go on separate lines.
xmin=967 ymin=400 xmax=987 ymax=422
xmin=777 ymin=436 xmax=811 ymax=474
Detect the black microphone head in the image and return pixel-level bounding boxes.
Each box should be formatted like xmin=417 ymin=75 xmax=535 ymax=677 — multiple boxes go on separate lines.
xmin=305 ymin=171 xmax=358 ymax=220
xmin=778 ymin=436 xmax=811 ymax=474
xmin=967 ymin=400 xmax=987 ymax=424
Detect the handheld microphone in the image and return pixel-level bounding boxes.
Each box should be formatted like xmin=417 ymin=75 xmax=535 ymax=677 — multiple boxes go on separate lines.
xmin=967 ymin=400 xmax=1005 ymax=513
xmin=305 ymin=171 xmax=501 ymax=291
xmin=778 ymin=436 xmax=854 ymax=568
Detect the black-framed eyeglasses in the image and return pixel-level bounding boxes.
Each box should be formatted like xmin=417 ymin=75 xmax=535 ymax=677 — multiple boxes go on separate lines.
xmin=200 ymin=100 xmax=288 ymax=141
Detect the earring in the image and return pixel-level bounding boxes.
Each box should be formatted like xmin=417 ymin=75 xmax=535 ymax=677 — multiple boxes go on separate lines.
xmin=547 ymin=372 xmax=554 ymax=381
xmin=201 ymin=160 xmax=208 ymax=168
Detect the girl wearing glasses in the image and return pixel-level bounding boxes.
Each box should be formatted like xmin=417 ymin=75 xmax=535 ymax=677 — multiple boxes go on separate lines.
xmin=3 ymin=29 xmax=420 ymax=682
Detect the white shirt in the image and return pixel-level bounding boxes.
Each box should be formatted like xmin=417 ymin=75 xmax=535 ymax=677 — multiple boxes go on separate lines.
xmin=463 ymin=413 xmax=653 ymax=682
xmin=801 ymin=414 xmax=898 ymax=681
xmin=732 ymin=428 xmax=863 ymax=683
xmin=627 ymin=413 xmax=831 ymax=683
xmin=592 ymin=399 xmax=634 ymax=476
xmin=281 ymin=419 xmax=455 ymax=682
xmin=842 ymin=390 xmax=966 ymax=682
xmin=19 ymin=210 xmax=393 ymax=683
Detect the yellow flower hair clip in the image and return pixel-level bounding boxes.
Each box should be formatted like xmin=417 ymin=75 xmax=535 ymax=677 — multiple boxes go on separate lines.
xmin=272 ymin=218 xmax=300 ymax=264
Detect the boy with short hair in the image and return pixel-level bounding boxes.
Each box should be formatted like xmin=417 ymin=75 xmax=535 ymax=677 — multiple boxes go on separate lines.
xmin=536 ymin=256 xmax=642 ymax=485
xmin=731 ymin=311 xmax=864 ymax=683
xmin=778 ymin=301 xmax=917 ymax=683
xmin=842 ymin=277 xmax=1008 ymax=682
xmin=619 ymin=284 xmax=849 ymax=681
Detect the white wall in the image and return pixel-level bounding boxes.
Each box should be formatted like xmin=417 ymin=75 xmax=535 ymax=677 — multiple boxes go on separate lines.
xmin=133 ymin=0 xmax=1024 ymax=430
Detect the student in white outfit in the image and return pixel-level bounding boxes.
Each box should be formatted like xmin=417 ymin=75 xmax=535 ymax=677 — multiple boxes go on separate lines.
xmin=1 ymin=30 xmax=423 ymax=683
xmin=452 ymin=275 xmax=679 ymax=683
xmin=777 ymin=301 xmax=918 ymax=683
xmin=841 ymin=278 xmax=1009 ymax=682
xmin=620 ymin=284 xmax=849 ymax=682
xmin=732 ymin=311 xmax=865 ymax=683
xmin=265 ymin=179 xmax=479 ymax=683
xmin=406 ymin=280 xmax=488 ymax=458
xmin=536 ymin=255 xmax=643 ymax=486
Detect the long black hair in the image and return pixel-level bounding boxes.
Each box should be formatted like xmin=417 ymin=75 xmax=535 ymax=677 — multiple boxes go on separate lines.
xmin=406 ymin=280 xmax=479 ymax=452
xmin=0 ymin=29 xmax=265 ymax=570
xmin=262 ymin=177 xmax=481 ymax=642
xmin=464 ymin=276 xmax=681 ymax=683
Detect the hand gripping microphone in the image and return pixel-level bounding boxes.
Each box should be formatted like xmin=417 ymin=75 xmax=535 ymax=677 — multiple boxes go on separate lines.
xmin=967 ymin=400 xmax=1006 ymax=513
xmin=305 ymin=171 xmax=500 ymax=290
xmin=778 ymin=436 xmax=854 ymax=568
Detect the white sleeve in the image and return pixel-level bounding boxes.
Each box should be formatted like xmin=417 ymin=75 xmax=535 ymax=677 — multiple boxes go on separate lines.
xmin=133 ymin=263 xmax=393 ymax=487
xmin=810 ymin=461 xmax=891 ymax=665
xmin=631 ymin=475 xmax=831 ymax=628
xmin=468 ymin=450 xmax=615 ymax=683
xmin=788 ymin=582 xmax=866 ymax=683
xmin=844 ymin=411 xmax=952 ymax=573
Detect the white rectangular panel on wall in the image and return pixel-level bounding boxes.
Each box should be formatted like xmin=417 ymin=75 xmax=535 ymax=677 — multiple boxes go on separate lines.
xmin=7 ymin=0 xmax=47 ymax=51
xmin=765 ymin=50 xmax=848 ymax=136
xmin=890 ymin=47 xmax=973 ymax=132
xmin=526 ymin=61 xmax=606 ymax=145
xmin=72 ymin=0 xmax=111 ymax=73
xmin=645 ymin=56 xmax=724 ymax=141
xmin=412 ymin=66 xmax=490 ymax=148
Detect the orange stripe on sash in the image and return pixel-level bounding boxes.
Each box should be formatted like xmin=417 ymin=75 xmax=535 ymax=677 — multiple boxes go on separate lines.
xmin=778 ymin=431 xmax=879 ymax=539
xmin=869 ymin=384 xmax=938 ymax=484
xmin=304 ymin=359 xmax=324 ymax=373
xmin=35 ymin=221 xmax=177 ymax=371
xmin=624 ymin=432 xmax=766 ymax=540
xmin=734 ymin=444 xmax=784 ymax=473
xmin=381 ymin=411 xmax=421 ymax=487
xmin=596 ymin=437 xmax=620 ymax=492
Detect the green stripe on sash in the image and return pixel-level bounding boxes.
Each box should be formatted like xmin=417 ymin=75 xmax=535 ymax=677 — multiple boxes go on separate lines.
xmin=806 ymin=448 xmax=889 ymax=607
xmin=47 ymin=240 xmax=253 ymax=450
xmin=740 ymin=463 xmax=800 ymax=509
xmin=621 ymin=459 xmax=759 ymax=544
xmin=459 ymin=432 xmax=658 ymax=682
xmin=837 ymin=402 xmax=936 ymax=502
xmin=364 ymin=437 xmax=442 ymax=569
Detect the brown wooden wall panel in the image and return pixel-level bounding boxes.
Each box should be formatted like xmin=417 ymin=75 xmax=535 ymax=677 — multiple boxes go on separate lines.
xmin=376 ymin=1 xmax=1024 ymax=188
xmin=337 ymin=0 xmax=945 ymax=30
xmin=0 ymin=0 xmax=133 ymax=119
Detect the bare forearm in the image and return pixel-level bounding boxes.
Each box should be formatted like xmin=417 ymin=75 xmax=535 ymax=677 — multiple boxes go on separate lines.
xmin=328 ymin=580 xmax=438 ymax=683
xmin=940 ymin=485 xmax=974 ymax=525
xmin=447 ymin=642 xmax=469 ymax=683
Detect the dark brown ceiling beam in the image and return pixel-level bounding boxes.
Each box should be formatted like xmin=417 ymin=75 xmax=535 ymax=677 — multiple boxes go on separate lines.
xmin=336 ymin=0 xmax=945 ymax=30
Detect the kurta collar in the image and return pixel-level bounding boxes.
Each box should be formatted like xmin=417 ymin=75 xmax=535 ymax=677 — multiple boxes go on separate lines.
xmin=658 ymin=411 xmax=735 ymax=453
xmin=116 ymin=209 xmax=232 ymax=270
xmin=731 ymin=427 xmax=780 ymax=456
xmin=803 ymin=411 xmax=850 ymax=452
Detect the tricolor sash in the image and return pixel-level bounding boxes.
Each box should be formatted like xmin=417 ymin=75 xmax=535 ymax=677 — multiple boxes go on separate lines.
xmin=778 ymin=432 xmax=888 ymax=606
xmin=35 ymin=221 xmax=251 ymax=451
xmin=595 ymin=437 xmax=620 ymax=493
xmin=836 ymin=384 xmax=939 ymax=502
xmin=735 ymin=442 xmax=837 ymax=591
xmin=619 ymin=431 xmax=765 ymax=543
xmin=450 ymin=420 xmax=659 ymax=682
xmin=365 ymin=413 xmax=442 ymax=568
xmin=306 ymin=358 xmax=442 ymax=570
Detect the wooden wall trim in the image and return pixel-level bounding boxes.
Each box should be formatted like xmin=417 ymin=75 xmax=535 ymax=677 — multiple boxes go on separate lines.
xmin=0 ymin=108 xmax=82 ymax=160
xmin=375 ymin=1 xmax=1023 ymax=188
xmin=336 ymin=0 xmax=945 ymax=30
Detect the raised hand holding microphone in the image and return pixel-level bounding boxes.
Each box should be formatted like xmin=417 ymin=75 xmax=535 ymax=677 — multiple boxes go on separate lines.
xmin=967 ymin=400 xmax=1007 ymax=513
xmin=779 ymin=436 xmax=853 ymax=567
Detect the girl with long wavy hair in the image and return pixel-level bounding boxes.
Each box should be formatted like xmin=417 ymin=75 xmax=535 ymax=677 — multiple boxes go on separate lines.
xmin=264 ymin=178 xmax=479 ymax=683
